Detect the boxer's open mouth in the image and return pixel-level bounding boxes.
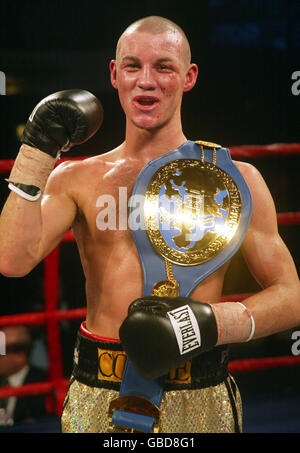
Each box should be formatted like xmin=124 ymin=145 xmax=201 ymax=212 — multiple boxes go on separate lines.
xmin=133 ymin=96 xmax=159 ymax=109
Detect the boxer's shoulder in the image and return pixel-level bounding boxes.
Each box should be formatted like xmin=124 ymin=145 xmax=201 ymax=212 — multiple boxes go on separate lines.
xmin=50 ymin=147 xmax=120 ymax=182
xmin=42 ymin=153 xmax=104 ymax=199
xmin=45 ymin=145 xmax=137 ymax=201
xmin=233 ymin=160 xmax=277 ymax=231
xmin=233 ymin=159 xmax=259 ymax=178
xmin=233 ymin=160 xmax=267 ymax=192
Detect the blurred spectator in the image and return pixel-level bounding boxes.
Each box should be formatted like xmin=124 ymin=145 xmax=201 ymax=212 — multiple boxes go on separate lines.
xmin=0 ymin=325 xmax=48 ymax=426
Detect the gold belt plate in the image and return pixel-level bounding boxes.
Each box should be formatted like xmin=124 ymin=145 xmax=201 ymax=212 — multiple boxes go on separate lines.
xmin=144 ymin=159 xmax=242 ymax=267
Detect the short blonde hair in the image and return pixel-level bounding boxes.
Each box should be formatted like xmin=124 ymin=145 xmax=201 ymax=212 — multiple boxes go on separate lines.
xmin=116 ymin=16 xmax=191 ymax=69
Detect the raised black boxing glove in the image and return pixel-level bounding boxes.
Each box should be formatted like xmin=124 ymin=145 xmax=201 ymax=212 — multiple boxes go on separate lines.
xmin=21 ymin=89 xmax=104 ymax=158
xmin=119 ymin=296 xmax=218 ymax=380
xmin=8 ymin=89 xmax=103 ymax=200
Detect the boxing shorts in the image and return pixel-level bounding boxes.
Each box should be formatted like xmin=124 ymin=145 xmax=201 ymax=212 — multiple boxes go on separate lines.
xmin=61 ymin=322 xmax=242 ymax=433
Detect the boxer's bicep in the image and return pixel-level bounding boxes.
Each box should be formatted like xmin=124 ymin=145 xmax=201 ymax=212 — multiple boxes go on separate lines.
xmin=38 ymin=162 xmax=78 ymax=261
xmin=240 ymin=164 xmax=298 ymax=288
xmin=242 ymin=227 xmax=296 ymax=289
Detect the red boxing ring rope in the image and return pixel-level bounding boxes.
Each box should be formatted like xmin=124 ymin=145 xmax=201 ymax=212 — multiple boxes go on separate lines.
xmin=0 ymin=142 xmax=299 ymax=417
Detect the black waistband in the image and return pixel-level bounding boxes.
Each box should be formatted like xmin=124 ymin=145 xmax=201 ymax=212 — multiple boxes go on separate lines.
xmin=72 ymin=329 xmax=229 ymax=391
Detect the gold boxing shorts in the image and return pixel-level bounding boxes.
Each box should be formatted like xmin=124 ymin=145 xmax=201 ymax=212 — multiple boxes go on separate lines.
xmin=61 ymin=322 xmax=242 ymax=433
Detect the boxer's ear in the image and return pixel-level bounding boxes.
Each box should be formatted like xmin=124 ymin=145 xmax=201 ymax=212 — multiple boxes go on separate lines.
xmin=183 ymin=63 xmax=198 ymax=93
xmin=109 ymin=60 xmax=118 ymax=89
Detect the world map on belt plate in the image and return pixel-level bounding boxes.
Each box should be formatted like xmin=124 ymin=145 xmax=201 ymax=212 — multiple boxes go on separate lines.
xmin=158 ymin=167 xmax=229 ymax=253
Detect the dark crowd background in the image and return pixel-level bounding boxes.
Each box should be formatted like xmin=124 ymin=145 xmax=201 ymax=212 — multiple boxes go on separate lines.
xmin=0 ymin=0 xmax=299 ymax=415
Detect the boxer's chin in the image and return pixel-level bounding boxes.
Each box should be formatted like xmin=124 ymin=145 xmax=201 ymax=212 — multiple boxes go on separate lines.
xmin=131 ymin=115 xmax=165 ymax=131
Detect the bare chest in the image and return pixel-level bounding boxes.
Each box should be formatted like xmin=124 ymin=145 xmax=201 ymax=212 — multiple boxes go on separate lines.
xmin=71 ymin=159 xmax=148 ymax=261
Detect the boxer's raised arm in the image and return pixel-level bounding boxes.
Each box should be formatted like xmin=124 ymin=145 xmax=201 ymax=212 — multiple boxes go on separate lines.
xmin=0 ymin=161 xmax=77 ymax=277
xmin=0 ymin=89 xmax=103 ymax=277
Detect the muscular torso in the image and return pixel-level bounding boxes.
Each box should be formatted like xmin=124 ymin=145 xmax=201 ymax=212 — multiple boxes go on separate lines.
xmin=65 ymin=147 xmax=240 ymax=338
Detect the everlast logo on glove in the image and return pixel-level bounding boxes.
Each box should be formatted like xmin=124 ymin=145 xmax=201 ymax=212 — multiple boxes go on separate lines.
xmin=167 ymin=305 xmax=201 ymax=355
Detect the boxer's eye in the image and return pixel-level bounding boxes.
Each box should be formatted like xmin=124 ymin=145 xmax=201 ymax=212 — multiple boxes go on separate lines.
xmin=156 ymin=63 xmax=174 ymax=72
xmin=126 ymin=64 xmax=139 ymax=71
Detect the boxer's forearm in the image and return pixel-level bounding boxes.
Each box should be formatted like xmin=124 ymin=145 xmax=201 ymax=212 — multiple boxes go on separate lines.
xmin=211 ymin=302 xmax=254 ymax=345
xmin=235 ymin=282 xmax=300 ymax=339
xmin=0 ymin=190 xmax=44 ymax=276
xmin=212 ymin=280 xmax=300 ymax=345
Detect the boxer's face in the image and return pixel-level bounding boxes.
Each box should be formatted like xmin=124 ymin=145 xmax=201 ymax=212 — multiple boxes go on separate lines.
xmin=110 ymin=30 xmax=197 ymax=131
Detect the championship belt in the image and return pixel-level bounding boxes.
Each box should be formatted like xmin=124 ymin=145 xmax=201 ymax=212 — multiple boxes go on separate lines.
xmin=109 ymin=140 xmax=252 ymax=432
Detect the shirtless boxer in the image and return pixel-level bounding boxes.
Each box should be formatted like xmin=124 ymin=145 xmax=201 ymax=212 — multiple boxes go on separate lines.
xmin=0 ymin=16 xmax=299 ymax=433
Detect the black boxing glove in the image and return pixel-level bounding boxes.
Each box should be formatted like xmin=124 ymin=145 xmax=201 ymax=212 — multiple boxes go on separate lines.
xmin=21 ymin=89 xmax=104 ymax=158
xmin=8 ymin=89 xmax=103 ymax=201
xmin=119 ymin=296 xmax=218 ymax=380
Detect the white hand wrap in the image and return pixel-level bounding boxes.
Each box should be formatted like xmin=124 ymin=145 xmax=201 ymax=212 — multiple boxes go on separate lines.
xmin=6 ymin=144 xmax=56 ymax=201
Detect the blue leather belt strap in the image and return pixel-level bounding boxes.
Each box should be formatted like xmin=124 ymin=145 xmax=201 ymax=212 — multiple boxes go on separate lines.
xmin=111 ymin=359 xmax=164 ymax=432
